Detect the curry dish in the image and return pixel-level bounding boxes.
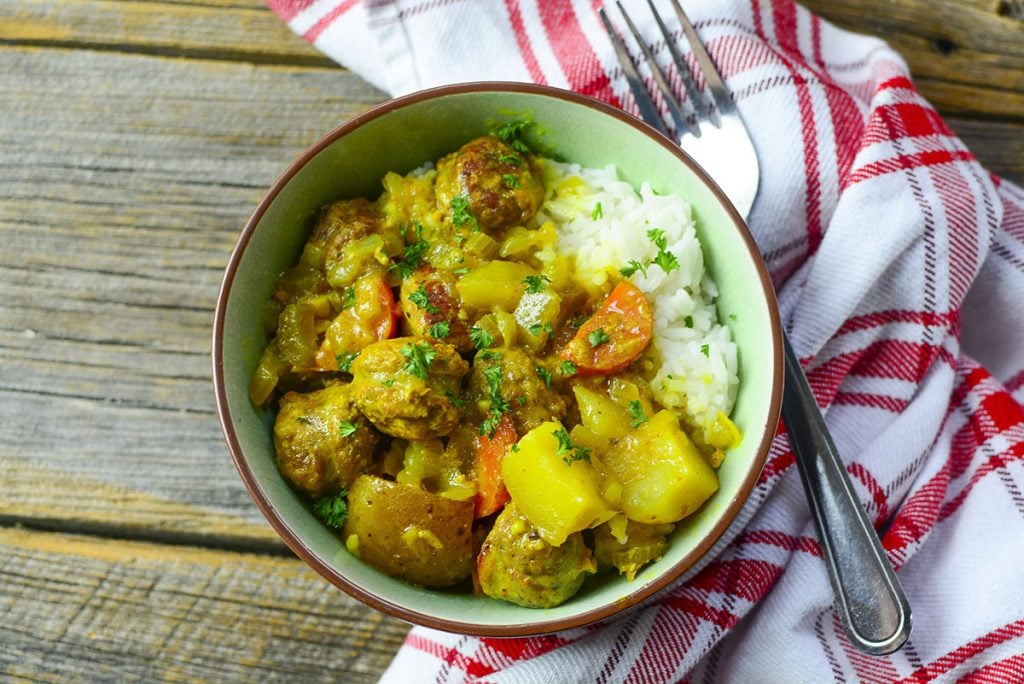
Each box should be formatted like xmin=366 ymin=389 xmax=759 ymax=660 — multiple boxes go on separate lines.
xmin=249 ymin=126 xmax=739 ymax=608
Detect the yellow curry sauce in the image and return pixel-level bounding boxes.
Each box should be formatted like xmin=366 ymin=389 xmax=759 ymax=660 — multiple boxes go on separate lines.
xmin=249 ymin=127 xmax=738 ymax=608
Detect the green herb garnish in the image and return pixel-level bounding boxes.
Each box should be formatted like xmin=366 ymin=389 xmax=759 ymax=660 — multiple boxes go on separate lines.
xmin=336 ymin=351 xmax=360 ymax=373
xmin=340 ymin=287 xmax=356 ymax=310
xmin=401 ymin=342 xmax=436 ymax=379
xmin=338 ymin=420 xmax=360 ymax=437
xmin=619 ymin=259 xmax=649 ymax=279
xmin=535 ymin=366 xmax=552 ymax=388
xmin=558 ymin=360 xmax=578 ymax=376
xmin=444 ymin=387 xmax=467 ymax=408
xmin=428 ymin=321 xmax=451 ymax=339
xmin=700 ymin=344 xmax=710 ymax=358
xmin=522 ymin=274 xmax=551 ymax=294
xmin=553 ymin=427 xmax=591 ymax=465
xmin=627 ymin=400 xmax=648 ymax=428
xmin=588 ymin=328 xmax=611 ymax=348
xmin=408 ymin=285 xmax=440 ymax=314
xmin=477 ymin=350 xmax=502 ymax=362
xmin=499 ymin=154 xmax=522 ymax=166
xmin=502 ymin=174 xmax=521 ymax=189
xmin=647 ymin=228 xmax=679 ymax=274
xmin=591 ymin=202 xmax=603 ymax=220
xmin=684 ymin=315 xmax=694 ymax=328
xmin=494 ymin=119 xmax=532 ymax=154
xmin=469 ymin=326 xmax=494 ymax=349
xmin=450 ymin=194 xmax=479 ymax=230
xmin=313 ymin=492 xmax=348 ymax=529
xmin=479 ymin=364 xmax=510 ymax=437
xmin=389 ymin=223 xmax=429 ymax=279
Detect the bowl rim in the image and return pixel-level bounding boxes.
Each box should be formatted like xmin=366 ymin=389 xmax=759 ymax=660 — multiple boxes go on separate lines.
xmin=212 ymin=81 xmax=783 ymax=637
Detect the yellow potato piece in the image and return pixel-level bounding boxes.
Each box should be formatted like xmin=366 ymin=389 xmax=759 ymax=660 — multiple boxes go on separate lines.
xmin=603 ymin=410 xmax=719 ymax=524
xmin=456 ymin=260 xmax=535 ymax=311
xmin=572 ymin=386 xmax=631 ymax=441
xmin=502 ymin=421 xmax=614 ymax=546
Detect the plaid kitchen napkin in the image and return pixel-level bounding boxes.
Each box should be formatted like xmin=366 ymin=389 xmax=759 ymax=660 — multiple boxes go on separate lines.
xmin=266 ymin=0 xmax=1024 ymax=681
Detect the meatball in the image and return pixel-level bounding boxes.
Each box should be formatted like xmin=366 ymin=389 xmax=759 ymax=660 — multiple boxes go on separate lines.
xmin=593 ymin=521 xmax=673 ymax=581
xmin=349 ymin=336 xmax=469 ymax=440
xmin=273 ymin=383 xmax=377 ymax=498
xmin=309 ymin=198 xmax=381 ymax=265
xmin=399 ymin=265 xmax=473 ymax=353
xmin=476 ymin=503 xmax=596 ymax=608
xmin=435 ymin=136 xmax=545 ymax=234
xmin=468 ymin=348 xmax=566 ymax=435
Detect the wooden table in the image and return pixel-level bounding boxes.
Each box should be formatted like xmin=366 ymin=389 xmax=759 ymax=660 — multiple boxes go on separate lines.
xmin=1 ymin=0 xmax=1020 ymax=680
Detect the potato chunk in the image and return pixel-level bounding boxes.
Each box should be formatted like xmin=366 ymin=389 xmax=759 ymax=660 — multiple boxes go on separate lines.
xmin=342 ymin=475 xmax=474 ymax=587
xmin=501 ymin=421 xmax=613 ymax=546
xmin=602 ymin=410 xmax=718 ymax=524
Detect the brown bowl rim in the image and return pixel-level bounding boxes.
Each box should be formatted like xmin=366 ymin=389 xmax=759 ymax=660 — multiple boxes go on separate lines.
xmin=212 ymin=81 xmax=783 ymax=637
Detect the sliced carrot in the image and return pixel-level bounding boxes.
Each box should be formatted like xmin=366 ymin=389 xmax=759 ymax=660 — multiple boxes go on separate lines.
xmin=315 ymin=274 xmax=399 ymax=370
xmin=473 ymin=414 xmax=516 ymax=519
xmin=560 ymin=281 xmax=654 ymax=375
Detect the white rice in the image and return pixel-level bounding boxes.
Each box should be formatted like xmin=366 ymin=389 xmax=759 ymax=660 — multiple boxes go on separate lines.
xmin=534 ymin=161 xmax=738 ymax=430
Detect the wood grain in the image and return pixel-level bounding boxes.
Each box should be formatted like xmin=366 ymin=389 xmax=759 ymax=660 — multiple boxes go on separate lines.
xmin=802 ymin=0 xmax=1024 ymax=120
xmin=0 ymin=527 xmax=410 ymax=682
xmin=0 ymin=45 xmax=384 ymax=540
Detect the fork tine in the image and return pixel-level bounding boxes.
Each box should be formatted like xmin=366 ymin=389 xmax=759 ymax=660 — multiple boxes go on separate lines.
xmin=641 ymin=0 xmax=708 ymax=132
xmin=614 ymin=1 xmax=692 ymax=136
xmin=668 ymin=0 xmax=736 ymax=120
xmin=598 ymin=8 xmax=670 ymax=137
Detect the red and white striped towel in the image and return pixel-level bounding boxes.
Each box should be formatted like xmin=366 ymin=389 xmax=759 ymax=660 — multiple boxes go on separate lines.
xmin=267 ymin=0 xmax=1024 ymax=681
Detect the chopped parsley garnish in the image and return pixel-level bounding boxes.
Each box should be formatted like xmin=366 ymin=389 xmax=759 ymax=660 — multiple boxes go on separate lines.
xmin=588 ymin=328 xmax=611 ymax=348
xmin=558 ymin=360 xmax=578 ymax=377
xmin=528 ymin=323 xmax=542 ymax=336
xmin=619 ymin=259 xmax=648 ymax=279
xmin=684 ymin=315 xmax=694 ymax=328
xmin=653 ymin=248 xmax=680 ymax=273
xmin=528 ymin=321 xmax=556 ymax=337
xmin=700 ymin=343 xmax=710 ymax=357
xmin=340 ymin=286 xmax=356 ymax=310
xmin=408 ymin=285 xmax=440 ymax=314
xmin=499 ymin=154 xmax=522 ymax=166
xmin=401 ymin=342 xmax=436 ymax=379
xmin=338 ymin=420 xmax=360 ymax=437
xmin=647 ymin=228 xmax=680 ymax=274
xmin=336 ymin=351 xmax=360 ymax=373
xmin=479 ymin=364 xmax=510 ymax=437
xmin=494 ymin=119 xmax=532 ymax=154
xmin=450 ymin=194 xmax=479 ymax=231
xmin=510 ymin=443 xmax=520 ymax=453
xmin=477 ymin=350 xmax=502 ymax=362
xmin=522 ymin=274 xmax=551 ymax=294
xmin=428 ymin=321 xmax=451 ymax=339
xmin=591 ymin=202 xmax=603 ymax=220
xmin=553 ymin=427 xmax=591 ymax=465
xmin=517 ymin=395 xmax=527 ymax=406
xmin=313 ymin=492 xmax=348 ymax=529
xmin=502 ymin=174 xmax=521 ymax=189
xmin=627 ymin=400 xmax=648 ymax=428
xmin=535 ymin=366 xmax=552 ymax=388
xmin=444 ymin=387 xmax=467 ymax=408
xmin=388 ymin=223 xmax=429 ymax=279
xmin=469 ymin=326 xmax=494 ymax=349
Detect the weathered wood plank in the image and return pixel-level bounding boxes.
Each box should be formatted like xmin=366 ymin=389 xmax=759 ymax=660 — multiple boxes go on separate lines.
xmin=803 ymin=0 xmax=1024 ymax=120
xmin=0 ymin=526 xmax=410 ymax=682
xmin=0 ymin=45 xmax=383 ymax=539
xmin=0 ymin=0 xmax=333 ymax=66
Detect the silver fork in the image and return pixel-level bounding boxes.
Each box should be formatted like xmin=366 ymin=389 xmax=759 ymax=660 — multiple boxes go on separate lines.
xmin=600 ymin=0 xmax=912 ymax=656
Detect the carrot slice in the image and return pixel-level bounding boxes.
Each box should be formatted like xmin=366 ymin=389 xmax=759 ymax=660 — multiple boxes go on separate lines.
xmin=472 ymin=414 xmax=516 ymax=519
xmin=561 ymin=281 xmax=654 ymax=375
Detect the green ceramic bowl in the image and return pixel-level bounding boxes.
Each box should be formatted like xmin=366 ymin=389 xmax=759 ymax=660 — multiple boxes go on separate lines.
xmin=213 ymin=83 xmax=782 ymax=636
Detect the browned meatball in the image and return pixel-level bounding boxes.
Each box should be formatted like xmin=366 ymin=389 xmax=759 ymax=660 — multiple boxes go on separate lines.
xmin=476 ymin=503 xmax=596 ymax=608
xmin=435 ymin=137 xmax=545 ymax=234
xmin=468 ymin=348 xmax=566 ymax=435
xmin=309 ymin=198 xmax=381 ymax=265
xmin=273 ymin=383 xmax=377 ymax=498
xmin=349 ymin=337 xmax=469 ymax=440
xmin=593 ymin=521 xmax=673 ymax=581
xmin=399 ymin=265 xmax=473 ymax=352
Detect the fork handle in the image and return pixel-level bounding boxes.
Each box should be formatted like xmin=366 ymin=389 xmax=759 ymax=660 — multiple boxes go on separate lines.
xmin=781 ymin=332 xmax=912 ymax=655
